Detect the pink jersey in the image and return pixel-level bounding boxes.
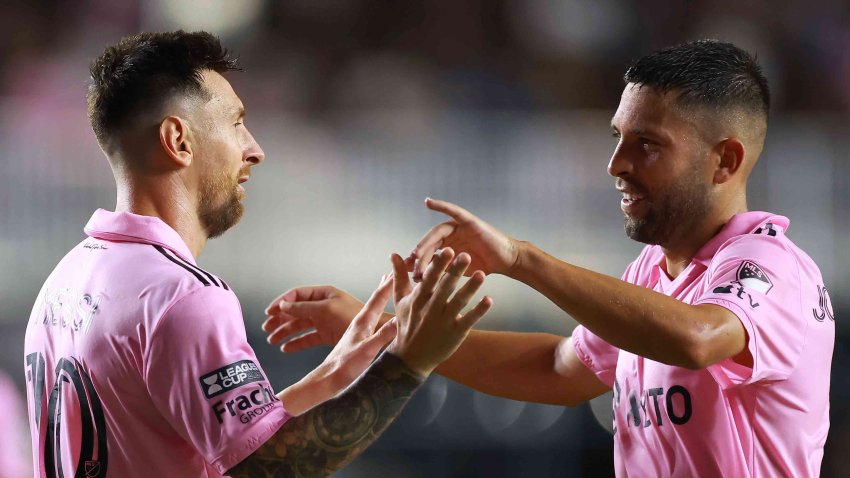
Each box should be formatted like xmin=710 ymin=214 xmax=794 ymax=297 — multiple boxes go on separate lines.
xmin=24 ymin=209 xmax=291 ymax=477
xmin=572 ymin=211 xmax=834 ymax=477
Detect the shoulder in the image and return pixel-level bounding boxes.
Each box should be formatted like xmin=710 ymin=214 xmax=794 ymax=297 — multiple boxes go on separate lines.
xmin=709 ymin=221 xmax=822 ymax=290
xmin=146 ymin=244 xmax=233 ymax=292
xmin=98 ymin=242 xmax=238 ymax=324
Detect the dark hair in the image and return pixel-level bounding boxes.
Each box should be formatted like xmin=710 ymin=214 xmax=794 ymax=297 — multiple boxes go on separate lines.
xmin=87 ymin=30 xmax=240 ymax=150
xmin=624 ymin=40 xmax=769 ymax=119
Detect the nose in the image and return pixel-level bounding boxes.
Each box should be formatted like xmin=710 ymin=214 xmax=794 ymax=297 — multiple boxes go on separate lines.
xmin=244 ymin=130 xmax=265 ymax=165
xmin=607 ymin=140 xmax=633 ymax=178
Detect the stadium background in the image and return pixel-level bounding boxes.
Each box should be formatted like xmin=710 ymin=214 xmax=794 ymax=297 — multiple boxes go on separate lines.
xmin=1 ymin=1 xmax=848 ymax=476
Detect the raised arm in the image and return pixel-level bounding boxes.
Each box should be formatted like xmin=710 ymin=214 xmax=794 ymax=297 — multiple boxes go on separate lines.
xmin=227 ymin=351 xmax=423 ymax=478
xmin=409 ymin=198 xmax=748 ymax=370
xmin=264 ymin=289 xmax=609 ymax=407
xmin=434 ymin=330 xmax=609 ymax=405
xmin=229 ymin=249 xmax=492 ymax=477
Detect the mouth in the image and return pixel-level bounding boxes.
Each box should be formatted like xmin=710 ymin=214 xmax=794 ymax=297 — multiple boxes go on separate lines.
xmin=237 ymin=176 xmax=249 ymax=193
xmin=617 ymin=185 xmax=647 ymax=216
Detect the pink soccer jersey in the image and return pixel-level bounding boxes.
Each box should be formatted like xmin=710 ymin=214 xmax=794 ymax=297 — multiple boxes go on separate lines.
xmin=24 ymin=209 xmax=291 ymax=477
xmin=572 ymin=211 xmax=834 ymax=477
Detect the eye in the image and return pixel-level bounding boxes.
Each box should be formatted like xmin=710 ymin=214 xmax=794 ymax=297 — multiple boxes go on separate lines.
xmin=234 ymin=121 xmax=243 ymax=127
xmin=611 ymin=131 xmax=621 ymax=140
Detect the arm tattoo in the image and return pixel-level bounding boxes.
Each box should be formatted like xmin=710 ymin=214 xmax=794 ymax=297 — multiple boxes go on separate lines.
xmin=227 ymin=352 xmax=425 ymax=477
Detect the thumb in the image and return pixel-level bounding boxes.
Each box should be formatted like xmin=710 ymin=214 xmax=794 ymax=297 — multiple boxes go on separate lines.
xmin=353 ymin=275 xmax=393 ymax=327
xmin=360 ymin=318 xmax=398 ymax=357
xmin=266 ymin=285 xmax=337 ymax=315
xmin=278 ymin=299 xmax=330 ymax=319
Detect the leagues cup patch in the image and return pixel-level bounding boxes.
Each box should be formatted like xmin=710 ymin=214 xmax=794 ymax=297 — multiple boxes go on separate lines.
xmin=736 ymin=260 xmax=773 ymax=294
xmin=200 ymin=360 xmax=265 ymax=399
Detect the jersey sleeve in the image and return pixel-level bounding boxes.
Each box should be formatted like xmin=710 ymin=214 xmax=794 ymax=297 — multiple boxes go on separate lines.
xmin=571 ymin=325 xmax=618 ymax=388
xmin=694 ymin=235 xmax=807 ymax=388
xmin=143 ymin=286 xmax=291 ymax=474
xmin=570 ymin=259 xmax=642 ymax=389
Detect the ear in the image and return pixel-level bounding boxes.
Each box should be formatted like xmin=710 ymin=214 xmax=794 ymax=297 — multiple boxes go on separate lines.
xmin=158 ymin=116 xmax=193 ymax=168
xmin=712 ymin=138 xmax=745 ymax=184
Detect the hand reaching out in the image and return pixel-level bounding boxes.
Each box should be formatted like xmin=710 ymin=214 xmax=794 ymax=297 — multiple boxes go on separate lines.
xmin=275 ymin=277 xmax=398 ymax=415
xmin=409 ymin=198 xmax=520 ymax=281
xmin=263 ymin=285 xmax=367 ymax=353
xmin=388 ymin=248 xmax=493 ymax=376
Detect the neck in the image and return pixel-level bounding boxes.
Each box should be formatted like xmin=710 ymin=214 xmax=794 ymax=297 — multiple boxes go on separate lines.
xmin=115 ymin=176 xmax=207 ymax=258
xmin=661 ymin=196 xmax=747 ymax=278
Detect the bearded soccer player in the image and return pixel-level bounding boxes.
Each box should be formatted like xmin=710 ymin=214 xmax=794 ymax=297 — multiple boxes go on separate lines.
xmin=24 ymin=31 xmax=493 ymax=477
xmin=265 ymin=40 xmax=835 ymax=476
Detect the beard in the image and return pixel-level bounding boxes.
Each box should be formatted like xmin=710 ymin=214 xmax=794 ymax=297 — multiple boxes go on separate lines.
xmin=622 ymin=166 xmax=711 ymax=247
xmin=198 ymin=167 xmax=246 ymax=239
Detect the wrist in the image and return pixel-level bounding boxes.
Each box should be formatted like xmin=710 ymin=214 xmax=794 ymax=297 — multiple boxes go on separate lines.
xmin=381 ymin=351 xmax=431 ymax=382
xmin=505 ymin=239 xmax=530 ymax=278
xmin=277 ymin=360 xmax=342 ymax=416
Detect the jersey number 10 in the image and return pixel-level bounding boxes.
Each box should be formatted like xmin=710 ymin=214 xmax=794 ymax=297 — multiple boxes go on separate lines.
xmin=25 ymin=352 xmax=109 ymax=478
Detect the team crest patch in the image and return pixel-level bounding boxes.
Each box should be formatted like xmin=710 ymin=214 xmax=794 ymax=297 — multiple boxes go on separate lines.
xmin=736 ymin=261 xmax=772 ymax=294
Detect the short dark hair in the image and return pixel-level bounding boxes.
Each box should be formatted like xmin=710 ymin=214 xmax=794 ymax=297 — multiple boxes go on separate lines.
xmin=87 ymin=30 xmax=240 ymax=150
xmin=624 ymin=40 xmax=770 ymax=119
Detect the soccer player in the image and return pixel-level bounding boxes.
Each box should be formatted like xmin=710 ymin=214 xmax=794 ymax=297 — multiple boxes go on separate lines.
xmin=264 ymin=40 xmax=835 ymax=476
xmin=24 ymin=31 xmax=492 ymax=478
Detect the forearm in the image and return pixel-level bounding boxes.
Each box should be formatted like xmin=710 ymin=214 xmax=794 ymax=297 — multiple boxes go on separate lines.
xmin=229 ymin=352 xmax=425 ymax=477
xmin=276 ymin=362 xmax=343 ymax=417
xmin=435 ymin=330 xmax=575 ymax=405
xmin=510 ymin=242 xmax=743 ymax=367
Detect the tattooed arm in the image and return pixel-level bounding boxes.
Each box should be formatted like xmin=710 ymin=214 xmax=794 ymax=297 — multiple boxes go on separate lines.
xmin=227 ymin=352 xmax=423 ymax=477
xmin=229 ymin=248 xmax=492 ymax=477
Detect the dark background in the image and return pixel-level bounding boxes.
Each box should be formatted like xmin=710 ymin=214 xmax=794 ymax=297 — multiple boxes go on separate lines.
xmin=1 ymin=1 xmax=848 ymax=476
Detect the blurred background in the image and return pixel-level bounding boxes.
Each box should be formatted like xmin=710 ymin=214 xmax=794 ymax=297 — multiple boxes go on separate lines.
xmin=1 ymin=0 xmax=848 ymax=476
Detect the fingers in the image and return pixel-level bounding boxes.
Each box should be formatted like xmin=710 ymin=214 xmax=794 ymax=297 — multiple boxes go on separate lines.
xmin=264 ymin=285 xmax=337 ymax=316
xmin=445 ymin=270 xmax=487 ymax=318
xmin=417 ymin=247 xmax=455 ymax=300
xmin=266 ymin=317 xmax=313 ymax=345
xmin=353 ymin=274 xmax=394 ymax=326
xmin=431 ymin=252 xmax=472 ymax=306
xmin=280 ymin=331 xmax=324 ymax=353
xmin=411 ymin=222 xmax=455 ymax=282
xmin=424 ymin=198 xmax=476 ymax=223
xmin=263 ymin=299 xmax=328 ymax=333
xmin=457 ymin=296 xmax=493 ymax=330
xmin=391 ymin=253 xmax=413 ymax=303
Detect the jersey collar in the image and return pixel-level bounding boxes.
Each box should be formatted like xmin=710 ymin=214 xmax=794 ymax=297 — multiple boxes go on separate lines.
xmin=84 ymin=209 xmax=197 ymax=264
xmin=691 ymin=211 xmax=790 ymax=267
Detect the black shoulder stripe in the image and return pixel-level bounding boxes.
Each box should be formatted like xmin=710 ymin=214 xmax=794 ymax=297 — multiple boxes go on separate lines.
xmin=153 ymin=245 xmax=210 ymax=287
xmin=166 ymin=249 xmax=221 ymax=287
xmin=153 ymin=245 xmax=230 ymax=289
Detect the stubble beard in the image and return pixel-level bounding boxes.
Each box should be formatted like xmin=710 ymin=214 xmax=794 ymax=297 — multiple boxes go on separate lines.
xmin=198 ymin=168 xmax=245 ymax=239
xmin=623 ymin=167 xmax=712 ymax=247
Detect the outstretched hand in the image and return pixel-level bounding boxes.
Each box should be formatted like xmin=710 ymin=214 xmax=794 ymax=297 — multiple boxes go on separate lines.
xmin=275 ymin=276 xmax=398 ymax=416
xmin=387 ymin=247 xmax=493 ymax=376
xmin=319 ymin=276 xmax=398 ymax=384
xmin=263 ymin=285 xmax=367 ymax=353
xmin=408 ymin=198 xmax=520 ymax=281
